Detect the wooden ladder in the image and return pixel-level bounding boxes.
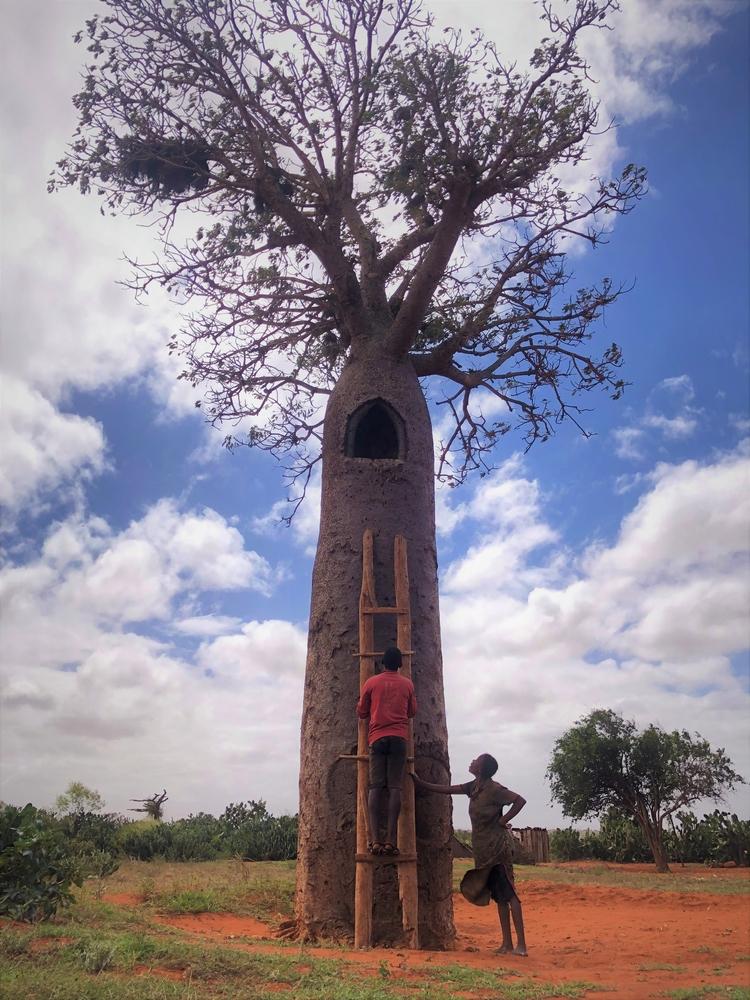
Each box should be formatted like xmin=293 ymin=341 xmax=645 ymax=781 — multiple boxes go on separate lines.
xmin=352 ymin=529 xmax=419 ymax=949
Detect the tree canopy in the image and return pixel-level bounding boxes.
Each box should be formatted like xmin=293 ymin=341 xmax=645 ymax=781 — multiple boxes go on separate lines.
xmin=54 ymin=0 xmax=646 ymax=493
xmin=130 ymin=789 xmax=169 ymax=820
xmin=547 ymin=709 xmax=744 ymax=871
xmin=55 ymin=781 xmax=105 ymax=816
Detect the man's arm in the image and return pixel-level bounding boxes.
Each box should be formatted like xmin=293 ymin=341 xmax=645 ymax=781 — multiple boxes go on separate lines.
xmin=356 ymin=683 xmax=371 ymax=719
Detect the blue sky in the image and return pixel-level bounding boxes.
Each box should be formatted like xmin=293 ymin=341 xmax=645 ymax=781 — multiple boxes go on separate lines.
xmin=1 ymin=0 xmax=748 ymax=829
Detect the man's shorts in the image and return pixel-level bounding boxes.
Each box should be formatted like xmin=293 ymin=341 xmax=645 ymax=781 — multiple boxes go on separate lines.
xmin=369 ymin=735 xmax=407 ymax=789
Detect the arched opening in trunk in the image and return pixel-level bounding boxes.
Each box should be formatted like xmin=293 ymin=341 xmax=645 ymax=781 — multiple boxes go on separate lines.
xmin=345 ymin=399 xmax=406 ymax=460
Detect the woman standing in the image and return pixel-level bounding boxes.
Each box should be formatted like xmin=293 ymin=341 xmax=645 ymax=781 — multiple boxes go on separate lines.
xmin=413 ymin=753 xmax=528 ymax=955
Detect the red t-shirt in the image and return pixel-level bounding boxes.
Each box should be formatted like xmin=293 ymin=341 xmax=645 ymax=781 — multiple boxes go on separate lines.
xmin=357 ymin=671 xmax=417 ymax=744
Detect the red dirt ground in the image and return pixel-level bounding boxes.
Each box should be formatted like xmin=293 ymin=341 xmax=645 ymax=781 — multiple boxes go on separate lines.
xmin=104 ymin=865 xmax=750 ymax=998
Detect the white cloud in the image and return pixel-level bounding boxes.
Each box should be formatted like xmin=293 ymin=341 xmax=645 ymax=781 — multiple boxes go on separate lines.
xmin=174 ymin=615 xmax=243 ymax=637
xmin=2 ymin=451 xmax=748 ymax=826
xmin=1 ymin=0 xmax=746 ymax=829
xmin=0 ymin=500 xmax=303 ymax=816
xmin=613 ymin=375 xmax=702 ymax=463
xmin=0 ymin=374 xmax=107 ymax=511
xmin=729 ymin=415 xmax=750 ymax=436
xmin=440 ymin=445 xmax=750 ymax=826
xmin=642 ymin=413 xmax=698 ymax=438
xmin=252 ymin=472 xmax=321 ymax=556
xmin=613 ymin=425 xmax=645 ymax=460
xmin=197 ymin=619 xmax=307 ymax=681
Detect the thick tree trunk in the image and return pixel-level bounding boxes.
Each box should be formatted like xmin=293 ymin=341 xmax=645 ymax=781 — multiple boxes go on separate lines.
xmin=295 ymin=343 xmax=455 ymax=948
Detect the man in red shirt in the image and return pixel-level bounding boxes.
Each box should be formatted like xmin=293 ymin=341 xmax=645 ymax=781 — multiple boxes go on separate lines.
xmin=356 ymin=646 xmax=417 ymax=856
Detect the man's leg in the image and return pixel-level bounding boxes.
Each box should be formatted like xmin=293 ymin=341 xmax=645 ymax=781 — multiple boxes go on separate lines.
xmin=368 ymin=740 xmax=387 ymax=848
xmin=367 ymin=787 xmax=385 ymax=846
xmin=384 ymin=737 xmax=407 ymax=848
xmin=385 ymin=788 xmax=401 ymax=846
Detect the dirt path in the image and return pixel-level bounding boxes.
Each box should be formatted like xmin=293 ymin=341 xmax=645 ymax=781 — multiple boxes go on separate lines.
xmin=106 ymin=872 xmax=750 ymax=998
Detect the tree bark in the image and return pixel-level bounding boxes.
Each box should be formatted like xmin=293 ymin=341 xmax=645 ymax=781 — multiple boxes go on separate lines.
xmin=639 ymin=818 xmax=671 ymax=874
xmin=295 ymin=340 xmax=455 ymax=948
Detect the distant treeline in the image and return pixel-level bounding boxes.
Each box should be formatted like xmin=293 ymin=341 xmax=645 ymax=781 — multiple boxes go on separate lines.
xmin=0 ymin=799 xmax=297 ymax=922
xmin=3 ymin=799 xmax=297 ymax=865
xmin=550 ymin=808 xmax=749 ymax=866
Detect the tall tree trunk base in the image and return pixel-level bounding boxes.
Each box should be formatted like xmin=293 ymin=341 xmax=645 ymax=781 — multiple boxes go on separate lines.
xmin=295 ymin=349 xmax=455 ymax=949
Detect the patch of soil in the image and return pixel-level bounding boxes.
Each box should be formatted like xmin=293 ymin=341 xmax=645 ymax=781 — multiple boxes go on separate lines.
xmin=451 ymin=881 xmax=750 ymax=999
xmin=104 ymin=871 xmax=750 ymax=999
xmin=28 ymin=936 xmax=73 ymax=953
xmin=150 ymin=911 xmax=273 ymax=939
xmin=102 ymin=892 xmax=143 ymax=906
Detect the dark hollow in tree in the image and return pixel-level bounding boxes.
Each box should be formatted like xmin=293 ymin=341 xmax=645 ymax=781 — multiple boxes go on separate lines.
xmin=346 ymin=400 xmax=405 ymax=461
xmin=55 ymin=0 xmax=647 ymax=946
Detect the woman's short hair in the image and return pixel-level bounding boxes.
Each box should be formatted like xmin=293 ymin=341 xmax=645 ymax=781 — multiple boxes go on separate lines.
xmin=480 ymin=754 xmax=498 ymax=779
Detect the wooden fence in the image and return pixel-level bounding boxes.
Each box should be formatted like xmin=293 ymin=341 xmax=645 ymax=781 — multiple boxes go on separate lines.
xmin=512 ymin=827 xmax=550 ymax=863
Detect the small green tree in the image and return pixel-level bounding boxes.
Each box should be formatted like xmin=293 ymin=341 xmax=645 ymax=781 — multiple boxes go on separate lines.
xmin=547 ymin=709 xmax=744 ymax=872
xmin=55 ymin=782 xmax=105 ymax=817
xmin=0 ymin=804 xmax=82 ymax=922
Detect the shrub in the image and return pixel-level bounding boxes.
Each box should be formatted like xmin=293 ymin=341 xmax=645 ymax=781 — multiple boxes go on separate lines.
xmin=225 ymin=813 xmax=298 ymax=861
xmin=588 ymin=809 xmax=650 ymax=863
xmin=0 ymin=803 xmax=81 ymax=922
xmin=115 ymin=819 xmax=171 ymax=861
xmin=549 ymin=827 xmax=587 ymax=861
xmin=670 ymin=811 xmax=750 ymax=866
xmin=57 ymin=810 xmax=125 ymax=855
xmin=166 ymin=814 xmax=224 ymax=861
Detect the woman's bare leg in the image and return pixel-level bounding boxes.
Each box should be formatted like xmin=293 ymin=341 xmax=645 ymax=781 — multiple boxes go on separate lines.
xmin=496 ymin=901 xmax=513 ymax=952
xmin=509 ymin=896 xmax=527 ymax=955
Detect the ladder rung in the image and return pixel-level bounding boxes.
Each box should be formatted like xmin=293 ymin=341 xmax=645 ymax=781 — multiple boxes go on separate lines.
xmin=362 ymin=606 xmax=407 ymax=615
xmin=355 ymin=853 xmax=417 ymax=864
xmin=338 ymin=754 xmax=415 ymax=762
xmin=352 ymin=650 xmax=414 ymax=657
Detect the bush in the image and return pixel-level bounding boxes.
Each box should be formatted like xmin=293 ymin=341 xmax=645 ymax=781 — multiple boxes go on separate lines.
xmin=166 ymin=814 xmax=224 ymax=861
xmin=57 ymin=810 xmax=124 ymax=855
xmin=550 ymin=827 xmax=588 ymax=861
xmin=115 ymin=819 xmax=171 ymax=861
xmin=226 ymin=812 xmax=298 ymax=861
xmin=588 ymin=809 xmax=650 ymax=863
xmin=670 ymin=811 xmax=750 ymax=866
xmin=0 ymin=804 xmax=82 ymax=922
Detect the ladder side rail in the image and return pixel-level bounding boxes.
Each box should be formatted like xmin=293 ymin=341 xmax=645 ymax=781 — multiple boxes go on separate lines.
xmin=394 ymin=534 xmax=419 ymax=949
xmin=354 ymin=530 xmax=376 ymax=948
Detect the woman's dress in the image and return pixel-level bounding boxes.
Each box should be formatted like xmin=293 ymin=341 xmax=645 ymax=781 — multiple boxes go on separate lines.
xmin=459 ymin=778 xmax=518 ymax=905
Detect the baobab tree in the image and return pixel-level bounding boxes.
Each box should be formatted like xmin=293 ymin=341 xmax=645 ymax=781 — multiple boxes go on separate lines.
xmin=130 ymin=789 xmax=169 ymax=821
xmin=55 ymin=0 xmax=645 ymax=945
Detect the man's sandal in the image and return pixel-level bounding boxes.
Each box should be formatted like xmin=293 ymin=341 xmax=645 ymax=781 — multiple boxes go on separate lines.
xmin=382 ymin=844 xmax=400 ymax=856
xmin=368 ymin=842 xmax=385 ymax=855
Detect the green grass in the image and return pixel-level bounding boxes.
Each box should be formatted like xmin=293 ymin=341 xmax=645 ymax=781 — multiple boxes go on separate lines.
xmin=156 ymin=889 xmax=225 ymax=914
xmin=0 ymin=921 xmax=607 ymax=1000
xmin=3 ymin=858 xmax=746 ymax=1000
xmin=639 ymin=963 xmax=688 ymax=973
xmin=76 ymin=858 xmax=296 ymax=923
xmin=663 ymin=988 xmax=750 ymax=1000
xmin=418 ymin=962 xmax=604 ymax=997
